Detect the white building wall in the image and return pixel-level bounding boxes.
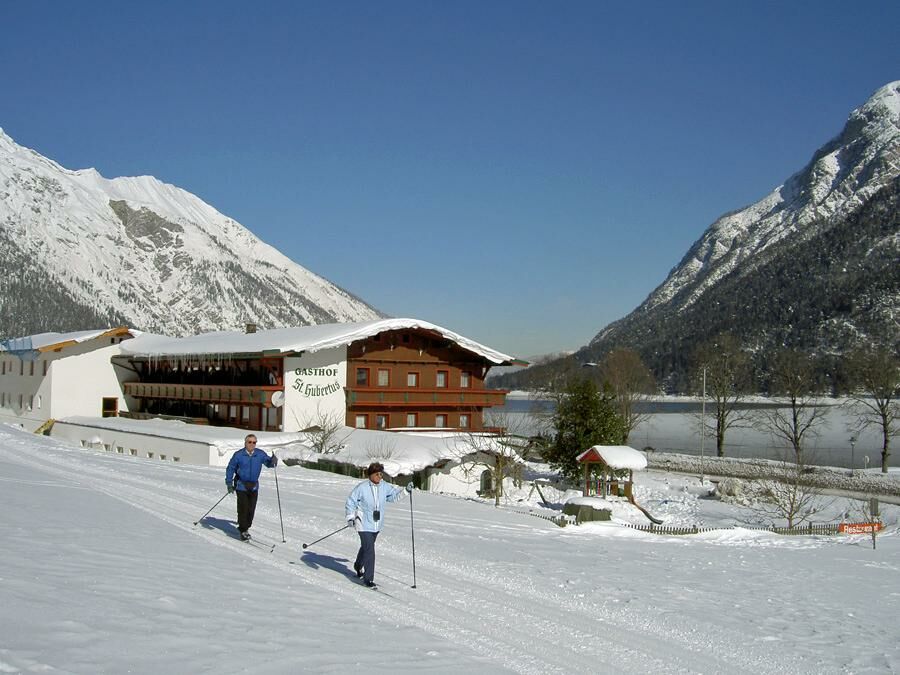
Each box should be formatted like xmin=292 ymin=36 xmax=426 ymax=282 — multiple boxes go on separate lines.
xmin=49 ymin=343 xmax=132 ymax=420
xmin=426 ymin=462 xmax=484 ymax=497
xmin=282 ymin=348 xmax=348 ymax=432
xmin=50 ymin=421 xmax=218 ymax=466
xmin=0 ymin=340 xmax=131 ymax=432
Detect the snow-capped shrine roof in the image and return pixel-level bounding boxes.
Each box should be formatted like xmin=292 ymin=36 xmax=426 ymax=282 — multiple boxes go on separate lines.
xmin=119 ymin=318 xmax=521 ymax=365
xmin=577 ymin=445 xmax=648 ymax=470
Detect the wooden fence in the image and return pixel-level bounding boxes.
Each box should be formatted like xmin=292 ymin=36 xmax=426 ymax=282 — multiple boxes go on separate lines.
xmin=622 ymin=522 xmax=842 ymax=536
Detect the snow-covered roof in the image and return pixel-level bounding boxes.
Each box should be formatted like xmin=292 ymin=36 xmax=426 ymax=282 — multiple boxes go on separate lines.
xmin=57 ymin=416 xmax=308 ymax=458
xmin=1 ymin=327 xmax=137 ymax=354
xmin=119 ymin=318 xmax=518 ymax=365
xmin=577 ymin=445 xmax=648 ymax=470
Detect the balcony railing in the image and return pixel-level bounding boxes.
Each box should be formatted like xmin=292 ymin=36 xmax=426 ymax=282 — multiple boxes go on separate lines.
xmin=123 ymin=381 xmax=281 ymax=407
xmin=346 ymin=387 xmax=507 ymax=408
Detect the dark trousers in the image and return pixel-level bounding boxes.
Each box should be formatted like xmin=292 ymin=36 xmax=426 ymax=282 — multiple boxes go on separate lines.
xmin=354 ymin=531 xmax=379 ymax=583
xmin=236 ymin=490 xmax=259 ymax=533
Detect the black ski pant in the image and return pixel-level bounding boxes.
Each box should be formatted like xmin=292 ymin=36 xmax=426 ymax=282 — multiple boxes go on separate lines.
xmin=354 ymin=531 xmax=379 ymax=583
xmin=236 ymin=489 xmax=259 ymax=533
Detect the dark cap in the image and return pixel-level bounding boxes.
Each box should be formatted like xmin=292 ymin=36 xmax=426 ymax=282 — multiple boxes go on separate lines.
xmin=366 ymin=462 xmax=385 ymax=476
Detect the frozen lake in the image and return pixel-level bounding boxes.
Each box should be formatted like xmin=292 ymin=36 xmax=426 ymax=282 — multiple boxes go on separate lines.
xmin=494 ymin=394 xmax=895 ymax=470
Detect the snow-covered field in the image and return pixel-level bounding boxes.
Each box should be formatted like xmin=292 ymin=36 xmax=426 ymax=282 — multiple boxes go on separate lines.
xmin=2 ymin=424 xmax=898 ymax=674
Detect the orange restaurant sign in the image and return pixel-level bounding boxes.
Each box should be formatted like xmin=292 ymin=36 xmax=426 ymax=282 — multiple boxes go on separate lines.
xmin=838 ymin=522 xmax=884 ymax=534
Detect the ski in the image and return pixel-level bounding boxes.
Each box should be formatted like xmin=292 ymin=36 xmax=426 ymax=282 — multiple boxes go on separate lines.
xmin=245 ymin=538 xmax=276 ymax=552
xmin=354 ymin=578 xmax=392 ymax=596
xmin=230 ymin=532 xmax=276 ymax=552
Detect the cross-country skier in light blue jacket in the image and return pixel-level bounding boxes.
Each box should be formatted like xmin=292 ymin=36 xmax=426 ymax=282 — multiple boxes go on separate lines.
xmin=345 ymin=461 xmax=412 ymax=588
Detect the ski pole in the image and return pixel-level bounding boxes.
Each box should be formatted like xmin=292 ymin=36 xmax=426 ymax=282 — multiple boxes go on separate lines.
xmin=193 ymin=491 xmax=231 ymax=526
xmin=273 ymin=453 xmax=286 ymax=542
xmin=408 ymin=483 xmax=417 ymax=589
xmin=301 ymin=524 xmax=351 ymax=549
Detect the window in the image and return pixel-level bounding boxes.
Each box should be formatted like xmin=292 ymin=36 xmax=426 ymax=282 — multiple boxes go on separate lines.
xmin=101 ymin=397 xmax=118 ymax=418
xmin=27 ymin=395 xmax=33 ymax=411
xmin=460 ymin=371 xmax=471 ymax=388
xmin=2 ymin=361 xmax=5 ymax=374
xmin=160 ymin=455 xmax=166 ymax=461
xmin=356 ymin=368 xmax=369 ymax=387
xmin=406 ymin=413 xmax=417 ymax=427
xmin=377 ymin=369 xmax=390 ymax=387
xmin=116 ymin=447 xmax=124 ymax=454
xmin=36 ymin=395 xmax=42 ymax=410
xmin=355 ymin=414 xmax=368 ymax=429
xmin=407 ymin=372 xmax=419 ymax=387
xmin=436 ymin=370 xmax=448 ymax=388
xmin=376 ymin=414 xmax=388 ymax=430
xmin=242 ymin=406 xmax=250 ymax=420
xmin=459 ymin=414 xmax=470 ymax=429
xmin=148 ymin=452 xmax=154 ymax=459
xmin=130 ymin=449 xmax=138 ymax=456
xmin=29 ymin=362 xmax=35 ymax=376
xmin=435 ymin=414 xmax=447 ymax=428
xmin=43 ymin=361 xmax=48 ymax=376
xmin=173 ymin=457 xmax=180 ymax=462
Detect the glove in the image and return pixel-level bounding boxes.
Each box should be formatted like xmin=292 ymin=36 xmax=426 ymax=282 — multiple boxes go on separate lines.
xmin=227 ymin=484 xmax=235 ymax=494
xmin=347 ymin=517 xmax=357 ymax=530
xmin=270 ymin=454 xmax=278 ymax=467
xmin=405 ymin=481 xmax=414 ymax=493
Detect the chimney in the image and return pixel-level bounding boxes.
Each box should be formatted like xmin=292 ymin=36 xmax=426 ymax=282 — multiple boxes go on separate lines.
xmin=245 ymin=323 xmax=257 ymax=334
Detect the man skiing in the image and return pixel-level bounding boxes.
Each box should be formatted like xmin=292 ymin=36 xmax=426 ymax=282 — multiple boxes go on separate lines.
xmin=345 ymin=462 xmax=412 ymax=588
xmin=225 ymin=434 xmax=278 ymax=541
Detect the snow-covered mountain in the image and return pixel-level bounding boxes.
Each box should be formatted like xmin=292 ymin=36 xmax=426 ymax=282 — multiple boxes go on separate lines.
xmin=635 ymin=80 xmax=900 ymax=319
xmin=495 ymin=81 xmax=900 ymax=392
xmin=0 ymin=129 xmax=383 ymax=338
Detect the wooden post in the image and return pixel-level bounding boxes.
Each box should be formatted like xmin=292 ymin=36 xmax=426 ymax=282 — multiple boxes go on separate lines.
xmin=584 ymin=463 xmax=590 ymax=497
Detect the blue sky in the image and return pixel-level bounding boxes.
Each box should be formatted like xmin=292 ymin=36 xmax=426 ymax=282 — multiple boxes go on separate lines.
xmin=2 ymin=2 xmax=898 ymax=358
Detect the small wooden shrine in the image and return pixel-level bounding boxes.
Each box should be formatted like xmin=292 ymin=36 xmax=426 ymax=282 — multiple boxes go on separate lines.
xmin=576 ymin=445 xmax=648 ymax=499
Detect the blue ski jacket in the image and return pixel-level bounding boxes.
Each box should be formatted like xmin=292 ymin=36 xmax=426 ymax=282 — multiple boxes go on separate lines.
xmin=345 ymin=479 xmax=405 ymax=532
xmin=226 ymin=448 xmax=276 ymax=492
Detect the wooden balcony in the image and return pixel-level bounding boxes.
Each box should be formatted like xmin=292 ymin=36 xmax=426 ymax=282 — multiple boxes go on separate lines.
xmin=123 ymin=381 xmax=281 ymax=407
xmin=346 ymin=387 xmax=507 ymax=409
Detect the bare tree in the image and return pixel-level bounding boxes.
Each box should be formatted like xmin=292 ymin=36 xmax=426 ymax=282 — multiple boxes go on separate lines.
xmin=755 ymin=452 xmax=826 ymax=528
xmin=851 ymin=498 xmax=883 ymax=550
xmin=691 ymin=333 xmax=754 ymax=457
xmin=449 ymin=410 xmax=530 ymax=507
xmin=846 ymin=347 xmax=899 ymax=473
xmin=596 ymin=348 xmax=656 ymax=444
xmin=758 ymin=349 xmax=829 ymax=464
xmin=292 ymin=404 xmax=350 ymax=455
xmin=365 ymin=435 xmax=400 ymax=462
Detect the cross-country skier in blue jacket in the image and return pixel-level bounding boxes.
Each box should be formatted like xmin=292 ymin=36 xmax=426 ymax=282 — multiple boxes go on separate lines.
xmin=345 ymin=462 xmax=412 ymax=588
xmin=226 ymin=434 xmax=277 ymax=541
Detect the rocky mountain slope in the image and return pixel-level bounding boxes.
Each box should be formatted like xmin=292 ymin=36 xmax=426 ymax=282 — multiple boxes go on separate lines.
xmin=0 ymin=129 xmax=383 ymax=338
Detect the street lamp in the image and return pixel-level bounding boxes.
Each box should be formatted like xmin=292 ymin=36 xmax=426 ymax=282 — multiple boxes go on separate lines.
xmin=849 ymin=434 xmax=858 ymax=475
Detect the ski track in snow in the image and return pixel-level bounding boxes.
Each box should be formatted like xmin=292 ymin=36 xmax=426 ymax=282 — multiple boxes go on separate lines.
xmin=5 ymin=443 xmax=815 ymax=674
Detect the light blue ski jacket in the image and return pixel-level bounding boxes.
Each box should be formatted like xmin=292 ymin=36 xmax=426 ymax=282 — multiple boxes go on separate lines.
xmin=345 ymin=479 xmax=405 ymax=532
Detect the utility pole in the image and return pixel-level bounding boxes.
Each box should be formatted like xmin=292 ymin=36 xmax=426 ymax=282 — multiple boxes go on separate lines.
xmin=700 ymin=366 xmax=706 ymax=484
